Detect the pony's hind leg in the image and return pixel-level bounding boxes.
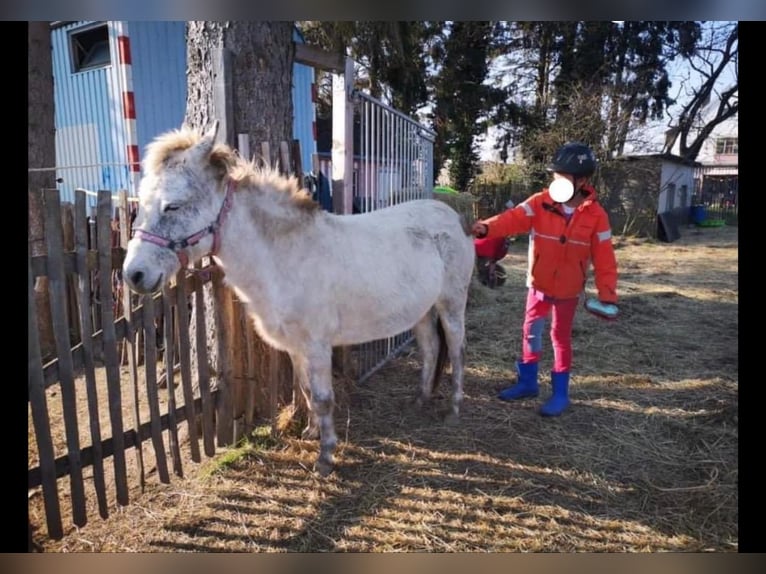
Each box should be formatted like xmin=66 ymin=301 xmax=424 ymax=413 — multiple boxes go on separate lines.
xmin=436 ymin=304 xmax=467 ymax=425
xmin=412 ymin=310 xmax=441 ymax=408
xmin=297 ymin=346 xmax=337 ymax=476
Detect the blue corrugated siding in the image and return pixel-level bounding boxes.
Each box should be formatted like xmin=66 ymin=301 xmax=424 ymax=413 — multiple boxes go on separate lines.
xmin=51 ymin=21 xmax=130 ymax=206
xmin=51 ymin=22 xmax=316 ymax=203
xmin=292 ymin=62 xmax=316 ymax=174
xmin=128 ymin=21 xmax=187 ymax=160
xmin=292 ymin=27 xmax=317 ymax=174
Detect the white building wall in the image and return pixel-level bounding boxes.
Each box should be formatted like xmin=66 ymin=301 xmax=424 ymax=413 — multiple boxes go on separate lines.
xmin=695 ymin=115 xmax=738 ymax=166
xmin=658 ymin=160 xmax=696 ymax=211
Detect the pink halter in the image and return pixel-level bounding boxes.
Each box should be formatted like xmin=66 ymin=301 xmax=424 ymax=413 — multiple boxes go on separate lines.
xmin=132 ymin=179 xmax=235 ymax=268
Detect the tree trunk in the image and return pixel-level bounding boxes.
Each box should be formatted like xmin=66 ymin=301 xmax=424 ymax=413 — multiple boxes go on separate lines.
xmin=184 ymin=21 xmax=296 ymax=438
xmin=28 ymin=21 xmax=56 ymax=360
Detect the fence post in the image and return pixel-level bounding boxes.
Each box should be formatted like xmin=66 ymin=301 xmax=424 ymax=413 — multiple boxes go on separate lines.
xmin=118 ymin=190 xmax=146 ymax=490
xmin=332 ymin=56 xmax=354 ymax=216
xmin=331 ymin=56 xmax=355 ymax=377
xmin=43 ymin=188 xmax=87 ymax=526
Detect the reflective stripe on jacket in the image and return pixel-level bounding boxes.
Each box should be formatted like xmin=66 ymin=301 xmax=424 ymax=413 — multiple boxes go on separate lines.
xmin=482 ymin=185 xmax=618 ymax=303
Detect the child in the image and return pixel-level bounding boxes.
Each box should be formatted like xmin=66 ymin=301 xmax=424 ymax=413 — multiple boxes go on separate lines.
xmin=471 ymin=142 xmax=619 ymax=416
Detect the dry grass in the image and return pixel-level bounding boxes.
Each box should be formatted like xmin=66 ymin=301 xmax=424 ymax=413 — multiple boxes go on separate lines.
xmin=29 ymin=225 xmax=738 ymax=552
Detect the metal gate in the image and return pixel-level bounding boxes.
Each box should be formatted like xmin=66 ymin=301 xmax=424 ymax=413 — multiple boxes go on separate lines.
xmin=350 ymin=91 xmax=436 ymax=381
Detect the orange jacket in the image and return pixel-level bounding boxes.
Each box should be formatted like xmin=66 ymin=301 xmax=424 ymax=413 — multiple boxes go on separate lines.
xmin=483 ymin=185 xmax=618 ymax=303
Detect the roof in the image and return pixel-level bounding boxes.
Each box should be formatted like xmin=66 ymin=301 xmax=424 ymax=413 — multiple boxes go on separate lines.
xmin=614 ymin=153 xmax=702 ymax=168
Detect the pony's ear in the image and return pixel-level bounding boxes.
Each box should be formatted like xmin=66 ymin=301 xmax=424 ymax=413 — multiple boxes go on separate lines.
xmin=204 ymin=119 xmax=220 ymax=142
xmin=189 ymin=120 xmax=220 ymax=162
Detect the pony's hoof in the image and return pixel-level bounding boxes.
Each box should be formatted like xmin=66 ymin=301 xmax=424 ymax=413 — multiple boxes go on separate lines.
xmin=415 ymin=396 xmax=429 ymax=409
xmin=315 ymin=459 xmax=334 ymax=477
xmin=444 ymin=412 xmax=460 ymax=426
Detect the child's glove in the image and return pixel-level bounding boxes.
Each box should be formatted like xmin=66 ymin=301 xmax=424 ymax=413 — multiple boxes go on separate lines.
xmin=584 ymin=297 xmax=619 ymax=320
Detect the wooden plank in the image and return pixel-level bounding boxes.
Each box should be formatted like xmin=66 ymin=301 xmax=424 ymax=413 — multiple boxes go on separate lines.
xmin=229 ymin=298 xmax=246 ymax=442
xmin=279 ymin=140 xmax=291 ymax=177
xmin=294 ymin=42 xmax=344 ymax=72
xmin=162 ymin=285 xmax=183 ymax=477
xmin=96 ymin=191 xmax=130 ymax=505
xmin=60 ymin=203 xmax=80 ymax=347
xmin=43 ymin=189 xmax=87 ymax=527
xmin=269 ymin=347 xmax=280 ymax=438
xmin=193 ymin=262 xmax=216 ymax=457
xmin=291 ymin=139 xmax=304 ymax=182
xmin=27 ymin=250 xmax=63 ymax=540
xmin=28 ymin=394 xmax=215 ymax=489
xmin=118 ymin=190 xmax=146 ymax=492
xmin=244 ymin=314 xmax=257 ymax=433
xmin=74 ymin=190 xmax=108 ymax=519
xmin=260 ymin=142 xmax=271 ymax=170
xmin=41 ymin=275 xmax=195 ymax=388
xmin=175 ymin=271 xmax=201 ymax=462
xmin=142 ymin=294 xmax=170 ymax=484
xmin=212 ymin=270 xmax=234 ymax=446
xmin=657 ymin=211 xmax=681 ymax=243
xmin=88 ymin=215 xmax=101 ymax=340
xmin=30 ymin=247 xmax=125 ymax=279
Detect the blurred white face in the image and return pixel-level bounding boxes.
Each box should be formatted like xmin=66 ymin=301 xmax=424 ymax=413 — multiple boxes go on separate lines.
xmin=549 ymin=173 xmax=575 ymax=203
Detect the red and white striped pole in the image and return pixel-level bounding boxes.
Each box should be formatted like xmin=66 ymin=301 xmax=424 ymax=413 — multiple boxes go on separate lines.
xmin=114 ymin=21 xmax=140 ymax=197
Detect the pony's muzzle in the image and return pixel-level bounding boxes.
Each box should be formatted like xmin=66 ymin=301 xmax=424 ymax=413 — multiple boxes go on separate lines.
xmin=123 ymin=265 xmax=162 ymax=294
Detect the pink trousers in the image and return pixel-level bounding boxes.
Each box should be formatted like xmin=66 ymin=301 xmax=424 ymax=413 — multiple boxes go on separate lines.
xmin=522 ymin=288 xmax=579 ymax=373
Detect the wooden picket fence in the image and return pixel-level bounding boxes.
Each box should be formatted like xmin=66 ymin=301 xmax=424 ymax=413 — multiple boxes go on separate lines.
xmin=28 ymin=141 xmax=303 ymax=544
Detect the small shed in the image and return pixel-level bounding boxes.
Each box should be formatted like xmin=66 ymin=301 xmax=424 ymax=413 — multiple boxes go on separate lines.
xmin=51 ymin=21 xmax=317 ymax=206
xmin=599 ymin=153 xmax=701 ymax=241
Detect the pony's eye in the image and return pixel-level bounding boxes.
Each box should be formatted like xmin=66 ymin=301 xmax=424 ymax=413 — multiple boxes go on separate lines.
xmin=163 ymin=203 xmax=180 ymax=213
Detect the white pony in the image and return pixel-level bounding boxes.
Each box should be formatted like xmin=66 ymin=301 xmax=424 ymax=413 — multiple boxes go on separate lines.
xmin=122 ymin=121 xmax=475 ymax=476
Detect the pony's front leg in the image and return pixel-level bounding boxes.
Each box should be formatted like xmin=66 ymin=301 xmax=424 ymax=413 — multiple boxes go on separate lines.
xmin=289 ymin=352 xmax=319 ymax=440
xmin=301 ymin=346 xmax=337 ymax=476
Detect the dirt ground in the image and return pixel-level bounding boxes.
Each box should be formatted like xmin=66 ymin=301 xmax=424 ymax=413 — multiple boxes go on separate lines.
xmin=29 ymin=223 xmax=738 ymax=552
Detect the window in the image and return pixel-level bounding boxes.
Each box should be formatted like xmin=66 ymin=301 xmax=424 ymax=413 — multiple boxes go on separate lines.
xmin=70 ymin=23 xmax=111 ymax=72
xmin=680 ymin=184 xmax=688 ymax=208
xmin=715 ymin=137 xmax=738 ymax=155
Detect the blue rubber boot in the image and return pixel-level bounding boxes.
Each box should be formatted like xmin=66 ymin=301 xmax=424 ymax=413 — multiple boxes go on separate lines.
xmin=498 ymin=361 xmax=539 ymax=401
xmin=540 ymin=371 xmax=570 ymax=416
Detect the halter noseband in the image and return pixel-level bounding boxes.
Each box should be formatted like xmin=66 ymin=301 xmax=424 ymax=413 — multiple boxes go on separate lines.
xmin=132 ymin=179 xmax=235 ymax=268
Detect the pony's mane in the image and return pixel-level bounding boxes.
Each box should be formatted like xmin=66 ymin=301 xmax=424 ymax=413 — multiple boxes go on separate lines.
xmin=143 ymin=126 xmax=319 ymax=212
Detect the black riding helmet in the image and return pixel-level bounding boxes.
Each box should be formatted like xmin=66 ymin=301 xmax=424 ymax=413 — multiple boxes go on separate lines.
xmin=547 ymin=141 xmax=597 ymax=177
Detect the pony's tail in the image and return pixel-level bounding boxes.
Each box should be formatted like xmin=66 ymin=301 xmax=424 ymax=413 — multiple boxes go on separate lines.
xmin=430 ymin=317 xmax=449 ymax=393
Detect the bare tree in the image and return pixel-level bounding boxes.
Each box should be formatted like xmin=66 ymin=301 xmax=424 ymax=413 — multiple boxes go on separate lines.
xmin=28 ymin=21 xmax=56 ymax=358
xmin=662 ymin=22 xmax=738 ymax=160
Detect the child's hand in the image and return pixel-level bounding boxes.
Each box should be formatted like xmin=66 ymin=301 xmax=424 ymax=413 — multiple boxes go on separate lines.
xmin=471 ymin=222 xmax=488 ymax=238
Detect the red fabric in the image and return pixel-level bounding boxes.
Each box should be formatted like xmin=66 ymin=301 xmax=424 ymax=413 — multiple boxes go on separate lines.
xmin=474 ymin=236 xmax=508 ymax=260
xmin=522 ymin=288 xmax=579 ymax=372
